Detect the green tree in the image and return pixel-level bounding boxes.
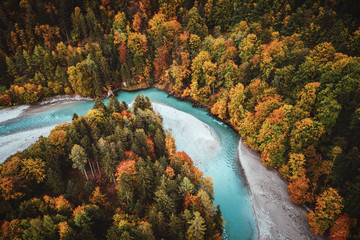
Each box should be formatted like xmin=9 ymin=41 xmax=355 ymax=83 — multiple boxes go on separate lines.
xmin=69 ymin=144 xmax=88 ymax=180
xmin=132 ymin=129 xmax=149 ymax=158
xmin=186 ymin=211 xmax=206 ymax=240
xmin=315 ymin=88 xmax=341 ymax=133
xmin=154 ymin=177 xmax=176 ymax=216
xmin=93 ymin=97 xmax=106 ymax=111
xmin=136 ymin=164 xmax=154 ymax=203
xmin=238 ymin=33 xmax=259 ymax=63
xmin=154 ymin=128 xmax=166 ymax=157
xmin=168 ymin=214 xmax=184 ymax=239
xmin=183 ymin=7 xmax=208 ymax=40
xmin=67 ymin=57 xmax=101 ymax=97
xmin=107 ymin=96 xmax=121 ymax=113
xmin=290 ymin=118 xmax=325 ymax=152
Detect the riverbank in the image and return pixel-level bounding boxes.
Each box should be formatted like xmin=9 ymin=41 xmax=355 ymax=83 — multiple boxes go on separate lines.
xmin=151 ymin=100 xmax=257 ymax=239
xmin=0 ymin=105 xmax=29 ymax=123
xmin=0 ymin=125 xmax=56 ymax=162
xmin=0 ymin=95 xmax=92 ymax=125
xmin=154 ymin=85 xmax=241 ymax=134
xmin=238 ymin=139 xmax=324 ymax=240
xmin=152 ymin=102 xmax=220 ymax=166
xmin=0 ymin=97 xmax=94 ymax=162
xmin=157 ymin=85 xmax=325 ymax=239
xmin=1 ymin=87 xmax=322 ymax=239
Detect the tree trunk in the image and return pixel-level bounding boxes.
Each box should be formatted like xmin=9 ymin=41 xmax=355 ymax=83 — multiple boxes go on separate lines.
xmin=96 ymin=160 xmax=101 ymax=177
xmin=83 ymin=168 xmax=89 ymax=180
xmin=88 ymin=160 xmax=95 ymax=179
xmin=332 ymin=156 xmax=337 ymax=164
xmin=112 ymin=172 xmax=116 ymax=185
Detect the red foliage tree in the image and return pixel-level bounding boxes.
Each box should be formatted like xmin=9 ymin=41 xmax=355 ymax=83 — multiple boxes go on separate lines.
xmin=118 ymin=44 xmax=127 ymax=64
xmin=146 ymin=138 xmax=156 ymax=158
xmin=288 ymin=175 xmax=311 ymax=205
xmin=329 ymin=213 xmax=351 ymax=240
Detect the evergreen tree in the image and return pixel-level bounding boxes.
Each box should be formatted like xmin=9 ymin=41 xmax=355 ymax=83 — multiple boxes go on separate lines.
xmin=93 ymin=97 xmax=106 ymax=111
xmin=186 ymin=211 xmax=206 ymax=240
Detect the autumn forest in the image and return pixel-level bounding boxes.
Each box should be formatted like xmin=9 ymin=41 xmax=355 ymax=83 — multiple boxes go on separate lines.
xmin=0 ymin=0 xmax=360 ymax=239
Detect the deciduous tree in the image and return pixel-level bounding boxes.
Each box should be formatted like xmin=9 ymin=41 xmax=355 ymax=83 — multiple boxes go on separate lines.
xmin=70 ymin=144 xmax=89 ymax=180
xmin=307 ymin=188 xmax=344 ymax=235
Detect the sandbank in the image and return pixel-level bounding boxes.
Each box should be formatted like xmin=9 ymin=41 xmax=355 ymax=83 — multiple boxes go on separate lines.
xmin=238 ymin=139 xmax=324 ymax=240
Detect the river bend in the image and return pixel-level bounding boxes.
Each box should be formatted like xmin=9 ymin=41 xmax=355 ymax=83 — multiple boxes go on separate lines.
xmin=0 ymin=88 xmax=258 ymax=239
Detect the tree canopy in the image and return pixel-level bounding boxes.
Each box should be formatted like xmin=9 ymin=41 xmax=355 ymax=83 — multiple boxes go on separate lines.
xmin=0 ymin=0 xmax=359 ymax=238
xmin=0 ymin=95 xmax=223 ymax=239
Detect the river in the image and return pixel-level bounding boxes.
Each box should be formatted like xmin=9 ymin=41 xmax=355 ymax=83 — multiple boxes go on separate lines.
xmin=0 ymin=88 xmax=258 ymax=239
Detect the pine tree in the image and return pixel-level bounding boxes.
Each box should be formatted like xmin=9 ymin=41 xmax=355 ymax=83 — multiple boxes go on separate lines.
xmin=168 ymin=214 xmax=184 ymax=239
xmin=93 ymin=97 xmax=106 ymax=111
xmin=154 ymin=128 xmax=166 ymax=157
xmin=186 ymin=211 xmax=206 ymax=240
xmin=136 ymin=164 xmax=154 ymax=203
xmin=107 ymin=96 xmax=121 ymax=113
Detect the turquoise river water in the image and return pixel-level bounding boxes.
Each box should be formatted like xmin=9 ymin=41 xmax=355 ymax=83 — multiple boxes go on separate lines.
xmin=0 ymin=88 xmax=257 ymax=239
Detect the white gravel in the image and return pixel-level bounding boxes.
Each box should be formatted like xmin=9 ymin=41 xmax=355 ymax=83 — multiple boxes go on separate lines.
xmin=238 ymin=139 xmax=325 ymax=240
xmin=152 ymin=102 xmax=220 ymax=167
xmin=0 ymin=105 xmax=29 ymax=123
xmin=0 ymin=125 xmax=56 ymax=162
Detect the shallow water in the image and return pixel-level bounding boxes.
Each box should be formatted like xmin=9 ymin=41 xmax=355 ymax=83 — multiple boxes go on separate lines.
xmin=0 ymin=88 xmax=257 ymax=239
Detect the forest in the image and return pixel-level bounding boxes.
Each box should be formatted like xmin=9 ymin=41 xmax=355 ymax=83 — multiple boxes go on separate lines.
xmin=0 ymin=95 xmax=223 ymax=239
xmin=0 ymin=0 xmax=359 ymax=239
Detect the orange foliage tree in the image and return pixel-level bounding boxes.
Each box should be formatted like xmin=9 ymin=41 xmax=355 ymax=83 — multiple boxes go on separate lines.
xmin=43 ymin=195 xmax=72 ymax=214
xmin=329 ymin=213 xmax=351 ymax=240
xmin=0 ymin=219 xmax=23 ymax=239
xmin=173 ymin=152 xmax=193 ymax=165
xmin=116 ymin=159 xmax=137 ymax=180
xmin=307 ymin=188 xmax=344 ymax=235
xmin=211 ymin=92 xmax=229 ymax=119
xmin=34 ymin=24 xmax=61 ymax=48
xmin=20 ymin=158 xmax=46 ymax=184
xmin=146 ymin=138 xmax=156 ymax=158
xmin=90 ymin=186 xmax=110 ymax=208
xmin=288 ymin=175 xmax=311 ymax=205
xmin=165 ymin=133 xmax=177 ymax=159
xmin=239 ymin=94 xmax=283 ymax=151
xmin=166 ymin=166 xmax=175 ymax=179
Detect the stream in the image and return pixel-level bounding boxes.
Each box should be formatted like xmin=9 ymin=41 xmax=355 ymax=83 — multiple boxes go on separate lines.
xmin=0 ymin=88 xmax=258 ymax=239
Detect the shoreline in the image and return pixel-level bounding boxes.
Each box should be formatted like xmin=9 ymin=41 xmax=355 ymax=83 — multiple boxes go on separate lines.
xmin=0 ymin=95 xmax=92 ymax=124
xmin=158 ymin=86 xmax=326 ymax=239
xmin=237 ymin=139 xmax=324 ymax=240
xmin=152 ymin=85 xmax=241 ymax=134
xmin=152 ymin=102 xmax=220 ymax=168
xmin=1 ymin=87 xmax=324 ymax=239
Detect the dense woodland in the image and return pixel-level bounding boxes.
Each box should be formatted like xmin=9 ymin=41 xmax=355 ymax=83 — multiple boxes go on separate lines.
xmin=0 ymin=0 xmax=359 ymax=239
xmin=0 ymin=95 xmax=223 ymax=239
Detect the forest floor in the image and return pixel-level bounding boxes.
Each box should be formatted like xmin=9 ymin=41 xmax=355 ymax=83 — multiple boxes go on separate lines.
xmin=238 ymin=140 xmax=325 ymax=240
